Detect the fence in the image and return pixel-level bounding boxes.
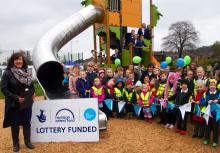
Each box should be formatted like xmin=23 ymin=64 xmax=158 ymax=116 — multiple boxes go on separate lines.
xmin=108 ymin=0 xmax=121 ymax=12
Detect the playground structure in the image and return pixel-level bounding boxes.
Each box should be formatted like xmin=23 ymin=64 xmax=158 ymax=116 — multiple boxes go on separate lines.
xmin=33 ymin=1 xmax=161 ymax=99
xmin=90 ymin=0 xmax=160 ymax=67
xmin=31 ymin=0 xmax=162 ymax=131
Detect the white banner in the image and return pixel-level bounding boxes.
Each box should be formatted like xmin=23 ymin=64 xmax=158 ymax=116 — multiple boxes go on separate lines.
xmin=179 ymin=103 xmax=191 ymax=120
xmin=118 ymin=101 xmax=126 ymax=113
xmin=203 ymin=104 xmax=211 ymax=125
xmin=31 ymin=98 xmax=99 ymax=142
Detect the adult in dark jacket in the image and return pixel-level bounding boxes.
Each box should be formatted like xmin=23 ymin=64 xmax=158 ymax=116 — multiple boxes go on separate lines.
xmin=134 ymin=35 xmax=147 ymax=57
xmin=111 ymin=49 xmax=121 ymax=64
xmin=141 ymin=64 xmax=156 ymax=83
xmin=1 ymin=52 xmax=35 ymax=152
xmin=125 ymin=30 xmax=137 ymax=46
xmin=137 ymin=23 xmax=151 ymax=40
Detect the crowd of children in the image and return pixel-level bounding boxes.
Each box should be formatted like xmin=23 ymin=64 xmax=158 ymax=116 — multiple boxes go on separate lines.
xmin=65 ymin=61 xmax=220 ymax=148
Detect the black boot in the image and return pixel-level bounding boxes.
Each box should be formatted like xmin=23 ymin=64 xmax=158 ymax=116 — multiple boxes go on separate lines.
xmin=23 ymin=125 xmax=35 ymax=149
xmin=13 ymin=143 xmax=20 ymax=152
xmin=25 ymin=141 xmax=35 ymax=149
xmin=11 ymin=126 xmax=20 ymax=152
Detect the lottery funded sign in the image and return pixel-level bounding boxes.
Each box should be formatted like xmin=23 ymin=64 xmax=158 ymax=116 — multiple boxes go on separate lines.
xmin=31 ymin=98 xmax=99 ymax=142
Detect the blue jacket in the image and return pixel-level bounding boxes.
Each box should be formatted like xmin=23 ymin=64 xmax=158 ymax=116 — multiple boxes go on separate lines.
xmin=200 ymin=90 xmax=220 ymax=118
xmin=86 ymin=71 xmax=97 ymax=88
xmin=137 ymin=28 xmax=151 ymax=39
xmin=76 ymin=78 xmax=90 ymax=98
xmin=134 ymin=40 xmax=147 ymax=55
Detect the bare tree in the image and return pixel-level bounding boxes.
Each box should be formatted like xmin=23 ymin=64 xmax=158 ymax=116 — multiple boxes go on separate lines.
xmin=162 ymin=21 xmax=199 ymax=57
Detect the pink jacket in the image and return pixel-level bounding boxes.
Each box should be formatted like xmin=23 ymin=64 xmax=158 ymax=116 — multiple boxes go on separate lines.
xmin=138 ymin=91 xmax=154 ymax=108
xmin=68 ymin=73 xmax=78 ymax=95
xmin=91 ymin=85 xmax=105 ymax=103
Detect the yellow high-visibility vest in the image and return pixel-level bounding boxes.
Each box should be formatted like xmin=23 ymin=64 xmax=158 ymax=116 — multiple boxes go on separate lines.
xmin=200 ymin=92 xmax=208 ymax=113
xmin=135 ymin=92 xmax=140 ymax=100
xmin=140 ymin=92 xmax=151 ymax=106
xmin=114 ymin=88 xmax=125 ymax=98
xmin=168 ymin=87 xmax=174 ymax=104
xmin=156 ymin=83 xmax=166 ymax=96
xmin=192 ymin=91 xmax=206 ymax=113
xmin=107 ymin=88 xmax=110 ymax=94
xmin=125 ymin=90 xmax=134 ymax=102
xmin=217 ymin=83 xmax=220 ymax=90
xmin=92 ymin=86 xmax=103 ymax=96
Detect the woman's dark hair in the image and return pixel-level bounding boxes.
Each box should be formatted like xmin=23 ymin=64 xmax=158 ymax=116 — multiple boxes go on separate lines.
xmin=6 ymin=52 xmax=28 ymax=70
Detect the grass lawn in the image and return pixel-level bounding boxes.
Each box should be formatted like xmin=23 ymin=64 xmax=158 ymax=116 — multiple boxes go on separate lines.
xmin=0 ymin=80 xmax=44 ymax=99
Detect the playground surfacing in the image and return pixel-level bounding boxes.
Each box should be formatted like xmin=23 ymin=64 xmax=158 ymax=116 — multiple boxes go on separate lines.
xmin=0 ymin=98 xmax=219 ymax=153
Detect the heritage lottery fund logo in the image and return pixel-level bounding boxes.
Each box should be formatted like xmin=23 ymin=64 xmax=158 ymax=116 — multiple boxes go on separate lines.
xmin=55 ymin=108 xmax=75 ymax=123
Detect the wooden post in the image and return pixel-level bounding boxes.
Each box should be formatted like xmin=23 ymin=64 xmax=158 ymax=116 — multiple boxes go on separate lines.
xmin=99 ymin=36 xmax=103 ymax=65
xmin=106 ymin=10 xmax=111 ymax=67
xmin=93 ymin=24 xmax=97 ymax=63
xmin=129 ymin=43 xmax=133 ymax=64
xmin=149 ymin=0 xmax=153 ymax=57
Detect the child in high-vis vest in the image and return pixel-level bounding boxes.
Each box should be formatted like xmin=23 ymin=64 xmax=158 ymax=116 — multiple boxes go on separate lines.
xmin=125 ymin=79 xmax=136 ymax=118
xmin=201 ymin=79 xmax=220 ymax=147
xmin=91 ymin=77 xmax=106 ymax=115
xmin=134 ymin=81 xmax=142 ymax=96
xmin=174 ymin=79 xmax=191 ymax=135
xmin=138 ymin=84 xmax=154 ymax=123
xmin=156 ymin=72 xmax=167 ymax=124
xmin=114 ymin=79 xmax=127 ymax=117
xmin=149 ymin=78 xmax=157 ymax=97
xmin=163 ymin=72 xmax=179 ymax=129
xmin=104 ymin=78 xmax=116 ymax=119
xmin=191 ymin=80 xmax=206 ymax=139
xmin=104 ymin=78 xmax=116 ymax=100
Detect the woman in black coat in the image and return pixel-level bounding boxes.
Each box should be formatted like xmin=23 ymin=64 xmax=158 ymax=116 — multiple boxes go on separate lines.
xmin=1 ymin=52 xmax=35 ymax=152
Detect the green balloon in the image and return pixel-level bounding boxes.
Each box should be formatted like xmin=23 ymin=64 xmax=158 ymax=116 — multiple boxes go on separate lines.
xmin=133 ymin=56 xmax=142 ymax=64
xmin=184 ymin=60 xmax=187 ymax=67
xmin=184 ymin=56 xmax=191 ymax=65
xmin=115 ymin=58 xmax=121 ymax=65
xmin=165 ymin=57 xmax=172 ymax=64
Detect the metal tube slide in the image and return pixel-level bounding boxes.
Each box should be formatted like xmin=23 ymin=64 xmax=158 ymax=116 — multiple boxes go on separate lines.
xmin=33 ymin=5 xmax=104 ymax=99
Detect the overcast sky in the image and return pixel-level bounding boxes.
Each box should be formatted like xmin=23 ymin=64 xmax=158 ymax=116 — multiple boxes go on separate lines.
xmin=0 ymin=0 xmax=220 ymax=60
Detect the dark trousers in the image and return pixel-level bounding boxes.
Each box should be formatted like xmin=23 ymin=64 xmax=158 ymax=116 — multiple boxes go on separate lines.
xmin=165 ymin=109 xmax=176 ymax=125
xmin=100 ymin=102 xmax=111 ymax=119
xmin=113 ymin=100 xmax=118 ymax=113
xmin=176 ymin=109 xmax=188 ymax=131
xmin=134 ymin=49 xmax=142 ymax=57
xmin=126 ymin=103 xmax=135 ymax=116
xmin=113 ymin=100 xmax=125 ymax=117
xmin=138 ymin=107 xmax=144 ymax=119
xmin=190 ymin=103 xmax=195 ymax=122
xmin=158 ymin=107 xmax=166 ymax=124
xmin=11 ymin=125 xmax=31 ymax=145
xmin=204 ymin=118 xmax=219 ymax=143
xmin=193 ymin=121 xmax=205 ymax=137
